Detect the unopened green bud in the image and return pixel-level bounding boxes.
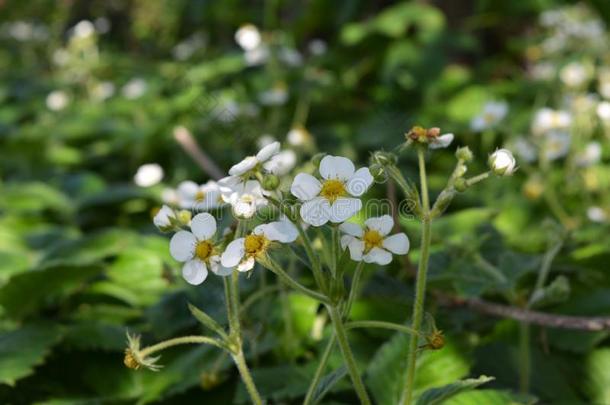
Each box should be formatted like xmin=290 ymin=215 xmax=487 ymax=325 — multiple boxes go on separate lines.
xmin=311 ymin=153 xmax=327 ymax=167
xmin=455 ymin=146 xmax=473 ymax=162
xmin=372 ymin=151 xmax=397 ymax=166
xmin=369 ymin=163 xmax=387 ymax=182
xmin=454 ymin=178 xmax=468 ymax=192
xmin=262 ymin=174 xmax=280 ymax=191
xmin=177 ymin=210 xmax=192 ymax=225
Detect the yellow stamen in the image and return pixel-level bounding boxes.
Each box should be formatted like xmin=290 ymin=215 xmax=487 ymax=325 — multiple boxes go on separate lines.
xmin=244 ymin=234 xmax=268 ymax=257
xmin=363 ymin=229 xmax=384 ymax=252
xmin=195 ymin=190 xmax=205 ymax=202
xmin=320 ymin=179 xmax=347 ymax=203
xmin=195 ymin=240 xmax=213 ymax=261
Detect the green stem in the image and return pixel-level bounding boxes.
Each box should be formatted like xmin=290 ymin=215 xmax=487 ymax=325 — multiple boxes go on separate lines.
xmin=232 ymin=349 xmax=263 ymax=405
xmin=240 ymin=285 xmax=282 ymax=315
xmin=400 ymin=147 xmax=432 ymax=405
xmin=328 ymin=305 xmax=371 ymax=405
xmin=345 ymin=321 xmax=421 ymax=336
xmin=139 ymin=335 xmax=226 ymax=357
xmin=331 ymin=225 xmax=340 ymax=277
xmin=344 ymin=261 xmax=365 ymax=319
xmin=262 ymin=256 xmax=330 ymax=304
xmin=303 ymin=335 xmax=336 ymax=405
xmin=465 ymin=171 xmax=490 ymax=187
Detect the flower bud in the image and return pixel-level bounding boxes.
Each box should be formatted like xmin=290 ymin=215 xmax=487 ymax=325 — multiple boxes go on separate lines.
xmin=489 ymin=149 xmax=517 ymax=176
xmin=455 ymin=146 xmax=473 ymax=162
xmin=369 ymin=163 xmax=387 ymax=182
xmin=311 ymin=152 xmax=327 ymax=167
xmin=153 ymin=205 xmax=176 ymax=232
xmin=372 ymin=151 xmax=398 ymax=166
xmin=454 ymin=178 xmax=468 ymax=192
xmin=426 ymin=330 xmax=445 ymax=350
xmin=262 ymin=174 xmax=280 ymax=191
xmin=177 ymin=209 xmax=192 ymax=226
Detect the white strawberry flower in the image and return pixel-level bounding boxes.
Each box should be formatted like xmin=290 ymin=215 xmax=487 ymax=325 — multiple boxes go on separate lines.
xmin=428 ymin=133 xmax=455 ymax=149
xmin=290 ymin=155 xmax=373 ymax=226
xmin=153 ymin=205 xmax=176 ymax=231
xmin=134 ymin=163 xmax=164 ymax=187
xmin=229 ymin=142 xmax=280 ymax=176
xmin=264 ymin=150 xmax=297 ymax=176
xmin=532 ymin=108 xmax=572 ymax=135
xmin=339 ymin=215 xmax=409 ymax=265
xmin=221 ymin=220 xmax=298 ymax=272
xmin=177 ymin=180 xmax=224 ymax=211
xmin=235 ymin=24 xmax=261 ymax=51
xmin=470 ymin=101 xmax=509 ymax=132
xmin=543 ymin=131 xmax=571 ymax=161
xmin=169 ymin=213 xmax=232 ymax=285
xmin=219 ymin=177 xmax=268 ymax=219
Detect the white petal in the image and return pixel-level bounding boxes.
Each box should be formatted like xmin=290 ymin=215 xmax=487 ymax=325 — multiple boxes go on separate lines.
xmin=365 ymin=215 xmax=394 ymax=236
xmin=190 ymin=213 xmax=217 ymax=240
xmin=177 ymin=180 xmax=199 ymax=199
xmin=209 ymin=256 xmax=233 ymax=276
xmin=229 ymin=156 xmax=258 ymax=176
xmin=169 ymin=231 xmax=197 ymax=262
xmin=363 ymin=247 xmax=392 ymax=265
xmin=291 ymin=173 xmax=322 ymax=201
xmin=154 ymin=205 xmax=174 ymax=228
xmin=328 ymin=197 xmax=361 ymax=223
xmin=182 ymin=259 xmax=208 ymax=285
xmin=429 ymin=133 xmax=454 ymax=149
xmin=382 ymin=233 xmax=410 ymax=255
xmin=256 ymin=141 xmax=280 ymax=162
xmin=237 ymin=256 xmax=255 ymax=272
xmin=340 ymin=234 xmax=354 ymax=250
xmin=233 ymin=200 xmax=256 ymax=218
xmin=257 ymin=220 xmax=298 ymax=243
xmin=319 ymin=155 xmax=355 ymax=181
xmin=347 ymin=238 xmax=364 ymax=261
xmin=339 ymin=222 xmax=364 ymax=237
xmin=221 ymin=238 xmax=246 ymax=267
xmin=347 ymin=168 xmax=373 ymax=197
xmin=300 ymin=197 xmax=331 ymax=226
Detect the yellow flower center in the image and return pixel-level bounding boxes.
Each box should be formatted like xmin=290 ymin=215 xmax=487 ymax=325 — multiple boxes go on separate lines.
xmin=244 ymin=234 xmax=268 ymax=257
xmin=483 ymin=112 xmax=496 ymax=124
xmin=195 ymin=240 xmax=214 ymax=261
xmin=320 ymin=179 xmax=347 ymax=203
xmin=363 ymin=229 xmax=384 ymax=252
xmin=195 ymin=190 xmax=206 ymax=202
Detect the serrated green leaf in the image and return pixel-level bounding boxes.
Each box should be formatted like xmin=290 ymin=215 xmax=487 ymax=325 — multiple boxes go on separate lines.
xmin=416 ymin=375 xmax=494 ymax=405
xmin=0 ymin=324 xmax=62 ymax=386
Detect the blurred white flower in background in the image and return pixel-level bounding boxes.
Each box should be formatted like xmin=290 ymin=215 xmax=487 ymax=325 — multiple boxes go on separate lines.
xmin=559 ymin=62 xmax=590 ymax=88
xmin=244 ymin=46 xmax=269 ymax=66
xmin=93 ymin=17 xmax=111 ymax=34
xmin=308 ymin=39 xmax=327 ymax=56
xmin=543 ymin=131 xmax=571 ymax=161
xmin=177 ymin=180 xmax=224 ymax=211
xmin=287 ymin=126 xmax=313 ymax=147
xmin=510 ymin=137 xmax=537 ymax=163
xmin=172 ymin=33 xmax=205 ymax=61
xmin=596 ymin=101 xmax=610 ymax=122
xmin=587 ymin=206 xmax=607 ymax=223
xmin=71 ymin=20 xmax=95 ymax=39
xmin=470 ymin=101 xmax=508 ymax=132
xmin=257 ymin=134 xmax=277 ymax=149
xmin=52 ymin=49 xmax=70 ymax=66
xmin=235 ymin=24 xmax=261 ymax=51
xmin=162 ymin=188 xmax=180 ymax=206
xmin=279 ymin=47 xmax=303 ymax=67
xmin=597 ymin=69 xmax=610 ymax=99
xmin=532 ymin=108 xmax=572 ymax=135
xmin=576 ymin=142 xmax=602 ymax=167
xmin=3 ymin=21 xmax=49 ymax=42
xmin=258 ymin=83 xmax=288 ymax=106
xmin=530 ymin=62 xmax=556 ymax=81
xmin=91 ymin=81 xmax=115 ymax=101
xmin=122 ymin=78 xmax=147 ymax=99
xmin=134 ymin=163 xmax=164 ymax=187
xmin=46 ymin=90 xmax=70 ymax=111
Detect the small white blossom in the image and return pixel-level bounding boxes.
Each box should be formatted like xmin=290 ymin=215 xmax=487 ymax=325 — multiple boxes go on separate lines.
xmin=134 ymin=163 xmax=164 ymax=187
xmin=235 ymin=24 xmax=261 ymax=51
xmin=169 ymin=213 xmax=232 ymax=285
xmin=94 ymin=17 xmax=111 ymax=34
xmin=177 ymin=180 xmax=223 ymax=211
xmin=340 ymin=215 xmax=409 ymax=265
xmin=258 ymin=84 xmax=288 ymax=106
xmin=229 ymin=142 xmax=280 ymax=176
xmin=46 ymin=90 xmax=69 ymax=111
xmin=429 ymin=133 xmax=454 ymax=149
xmin=264 ymin=150 xmax=297 ymax=176
xmin=287 ymin=126 xmax=313 ymax=147
xmin=489 ymin=149 xmax=517 ymax=176
xmin=308 ymin=39 xmax=327 ymax=55
xmin=91 ymin=81 xmax=115 ymax=101
xmin=470 ymin=101 xmax=509 ymax=132
xmin=257 ymin=134 xmax=277 ymax=149
xmin=510 ymin=137 xmax=537 ymax=163
xmin=543 ymin=131 xmax=571 ymax=161
xmin=154 ymin=205 xmax=176 ymax=231
xmin=279 ymin=47 xmax=303 ymax=67
xmin=221 ymin=220 xmax=298 ymax=272
xmin=219 ymin=177 xmax=268 ymax=219
xmin=244 ymin=45 xmax=270 ymax=66
xmin=291 ymin=155 xmax=373 ymax=226
xmin=71 ymin=20 xmax=95 ymax=39
xmin=162 ymin=188 xmax=180 ymax=206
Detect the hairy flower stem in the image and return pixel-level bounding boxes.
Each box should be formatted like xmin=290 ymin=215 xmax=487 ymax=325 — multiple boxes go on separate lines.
xmin=225 ymin=267 xmax=263 ymax=405
xmin=328 ymin=304 xmax=372 ymax=405
xmin=262 ymin=256 xmax=330 ymax=304
xmin=139 ymin=336 xmax=227 ymax=358
xmin=400 ymin=147 xmax=432 ymax=405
